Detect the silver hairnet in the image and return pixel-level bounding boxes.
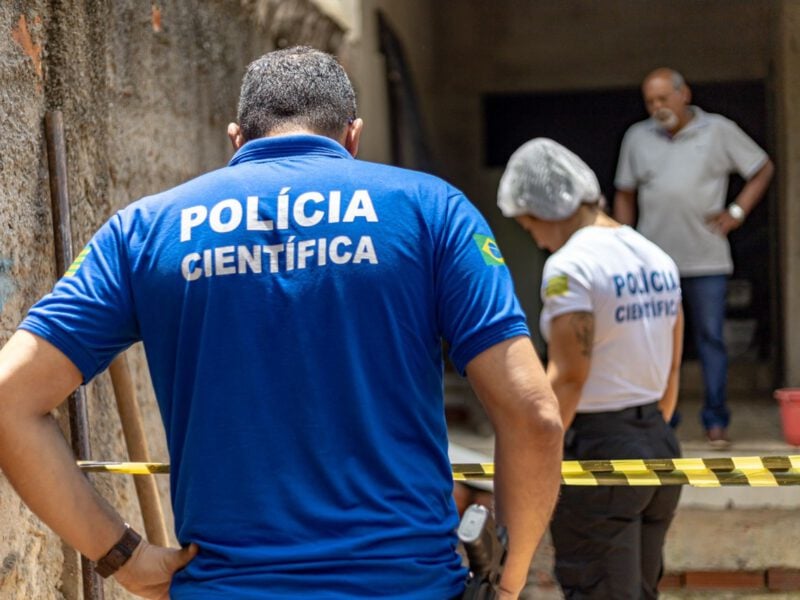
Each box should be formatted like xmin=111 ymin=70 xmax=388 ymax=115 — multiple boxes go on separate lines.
xmin=497 ymin=138 xmax=601 ymax=221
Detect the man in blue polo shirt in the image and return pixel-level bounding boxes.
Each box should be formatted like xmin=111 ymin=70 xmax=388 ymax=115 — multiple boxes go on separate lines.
xmin=0 ymin=46 xmax=562 ymax=599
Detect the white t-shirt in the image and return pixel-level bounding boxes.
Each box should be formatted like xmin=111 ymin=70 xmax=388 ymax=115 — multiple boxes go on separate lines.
xmin=540 ymin=225 xmax=681 ymax=413
xmin=614 ymin=107 xmax=768 ymax=276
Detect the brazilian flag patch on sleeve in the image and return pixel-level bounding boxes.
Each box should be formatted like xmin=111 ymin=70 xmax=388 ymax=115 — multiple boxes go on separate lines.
xmin=544 ymin=275 xmax=569 ymax=298
xmin=65 ymin=247 xmax=91 ymax=276
xmin=545 ymin=274 xmax=569 ymax=297
xmin=472 ymin=234 xmax=505 ymax=266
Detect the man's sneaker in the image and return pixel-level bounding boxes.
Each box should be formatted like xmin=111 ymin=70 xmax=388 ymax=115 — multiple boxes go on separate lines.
xmin=706 ymin=426 xmax=730 ymax=450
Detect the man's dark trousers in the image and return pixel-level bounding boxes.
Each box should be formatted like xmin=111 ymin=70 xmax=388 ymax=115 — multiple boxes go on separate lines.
xmin=550 ymin=403 xmax=681 ymax=599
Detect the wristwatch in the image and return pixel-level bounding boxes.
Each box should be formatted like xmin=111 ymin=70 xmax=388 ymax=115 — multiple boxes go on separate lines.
xmin=95 ymin=524 xmax=143 ymax=578
xmin=727 ymin=203 xmax=745 ymax=222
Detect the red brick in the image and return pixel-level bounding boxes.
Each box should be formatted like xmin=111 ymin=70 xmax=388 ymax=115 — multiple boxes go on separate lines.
xmin=767 ymin=569 xmax=800 ymax=591
xmin=658 ymin=573 xmax=683 ymax=590
xmin=683 ymin=571 xmax=765 ymax=589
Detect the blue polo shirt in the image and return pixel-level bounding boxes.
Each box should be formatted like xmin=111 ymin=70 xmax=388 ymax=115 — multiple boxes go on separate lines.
xmin=21 ymin=135 xmax=528 ymax=598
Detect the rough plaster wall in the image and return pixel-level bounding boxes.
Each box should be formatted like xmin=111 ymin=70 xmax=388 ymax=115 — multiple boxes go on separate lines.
xmin=0 ymin=1 xmax=342 ymax=598
xmin=0 ymin=1 xmax=66 ymax=598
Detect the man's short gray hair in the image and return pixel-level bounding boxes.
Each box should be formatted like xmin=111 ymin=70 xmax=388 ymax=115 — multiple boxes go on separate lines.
xmin=237 ymin=46 xmax=357 ymax=141
xmin=669 ymin=69 xmax=686 ymax=90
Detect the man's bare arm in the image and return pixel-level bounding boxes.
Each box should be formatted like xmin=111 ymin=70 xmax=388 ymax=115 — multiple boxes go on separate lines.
xmin=735 ymin=159 xmax=775 ymax=216
xmin=706 ymin=159 xmax=775 ymax=235
xmin=0 ymin=330 xmax=194 ymax=599
xmin=546 ymin=312 xmax=593 ymax=429
xmin=466 ymin=336 xmax=563 ymax=599
xmin=613 ymin=189 xmax=638 ymax=226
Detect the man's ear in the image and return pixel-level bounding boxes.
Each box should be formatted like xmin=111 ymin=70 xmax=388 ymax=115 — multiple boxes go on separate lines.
xmin=227 ymin=123 xmax=245 ymax=151
xmin=344 ymin=118 xmax=364 ymax=158
xmin=681 ymin=84 xmax=692 ymax=106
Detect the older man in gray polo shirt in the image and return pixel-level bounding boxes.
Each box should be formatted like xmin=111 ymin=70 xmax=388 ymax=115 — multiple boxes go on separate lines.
xmin=614 ymin=67 xmax=774 ymax=448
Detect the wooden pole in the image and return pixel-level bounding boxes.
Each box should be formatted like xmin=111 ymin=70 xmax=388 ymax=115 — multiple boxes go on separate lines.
xmin=108 ymin=355 xmax=170 ymax=546
xmin=45 ymin=109 xmax=105 ymax=600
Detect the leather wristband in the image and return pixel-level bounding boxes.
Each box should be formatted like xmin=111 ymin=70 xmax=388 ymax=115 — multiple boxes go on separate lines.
xmin=95 ymin=524 xmax=142 ymax=578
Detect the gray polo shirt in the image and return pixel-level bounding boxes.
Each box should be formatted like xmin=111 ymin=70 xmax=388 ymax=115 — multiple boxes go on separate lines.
xmin=615 ymin=107 xmax=768 ymax=276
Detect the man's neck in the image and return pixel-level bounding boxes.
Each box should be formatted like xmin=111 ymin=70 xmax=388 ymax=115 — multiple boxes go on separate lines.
xmin=263 ymin=127 xmax=349 ymax=150
xmin=669 ymin=106 xmax=695 ymax=135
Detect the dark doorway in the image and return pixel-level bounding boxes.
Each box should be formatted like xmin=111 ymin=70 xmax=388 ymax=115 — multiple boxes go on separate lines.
xmin=483 ymin=81 xmax=776 ymax=371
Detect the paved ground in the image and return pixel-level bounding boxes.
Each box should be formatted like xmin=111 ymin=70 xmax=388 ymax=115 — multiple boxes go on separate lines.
xmin=448 ymin=380 xmax=800 ymax=598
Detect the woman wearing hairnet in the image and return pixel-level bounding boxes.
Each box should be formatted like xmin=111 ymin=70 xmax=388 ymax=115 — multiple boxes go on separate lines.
xmin=498 ymin=138 xmax=683 ymax=599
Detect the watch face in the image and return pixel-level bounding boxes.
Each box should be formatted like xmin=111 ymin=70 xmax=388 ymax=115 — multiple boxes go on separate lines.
xmin=728 ymin=204 xmax=745 ymax=221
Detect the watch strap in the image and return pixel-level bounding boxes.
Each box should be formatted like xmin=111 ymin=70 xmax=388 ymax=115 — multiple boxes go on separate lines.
xmin=95 ymin=524 xmax=143 ymax=578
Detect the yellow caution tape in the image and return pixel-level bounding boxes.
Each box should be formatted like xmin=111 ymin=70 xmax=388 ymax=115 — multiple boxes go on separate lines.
xmin=451 ymin=455 xmax=800 ymax=487
xmin=78 ymin=461 xmax=169 ymax=474
xmin=79 ymin=455 xmax=800 ymax=487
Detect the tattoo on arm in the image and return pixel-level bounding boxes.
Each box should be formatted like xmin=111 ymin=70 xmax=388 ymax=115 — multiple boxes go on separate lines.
xmin=569 ymin=312 xmax=594 ymax=358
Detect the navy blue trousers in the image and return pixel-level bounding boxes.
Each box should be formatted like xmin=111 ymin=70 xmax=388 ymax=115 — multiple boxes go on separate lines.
xmin=681 ymin=274 xmax=730 ymax=430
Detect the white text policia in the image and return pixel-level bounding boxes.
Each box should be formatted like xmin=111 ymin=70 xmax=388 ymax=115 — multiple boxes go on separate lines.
xmin=179 ymin=189 xmax=379 ymax=281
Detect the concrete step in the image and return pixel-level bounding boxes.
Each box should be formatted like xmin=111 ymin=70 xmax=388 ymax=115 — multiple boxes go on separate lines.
xmin=665 ymin=507 xmax=800 ymax=571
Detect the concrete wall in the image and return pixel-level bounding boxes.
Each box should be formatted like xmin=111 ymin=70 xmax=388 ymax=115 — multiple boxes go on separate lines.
xmin=339 ymin=0 xmax=436 ymax=166
xmin=0 ymin=1 xmax=342 ymax=597
xmin=776 ymin=1 xmax=800 ymax=386
xmin=323 ymin=0 xmax=791 ymax=369
xmin=426 ymin=0 xmax=777 ymax=352
xmin=308 ymin=0 xmax=800 ymax=384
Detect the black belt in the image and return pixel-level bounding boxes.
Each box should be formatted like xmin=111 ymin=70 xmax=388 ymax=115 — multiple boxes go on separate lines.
xmin=574 ymin=400 xmax=661 ymax=421
xmin=566 ymin=401 xmax=663 ymax=448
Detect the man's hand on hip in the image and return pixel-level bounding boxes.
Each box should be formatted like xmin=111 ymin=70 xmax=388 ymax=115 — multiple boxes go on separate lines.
xmin=705 ymin=209 xmax=743 ymax=236
xmin=114 ymin=541 xmax=198 ymax=599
